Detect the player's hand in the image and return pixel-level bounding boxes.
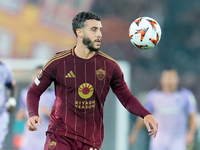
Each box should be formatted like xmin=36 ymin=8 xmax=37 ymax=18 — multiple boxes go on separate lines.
xmin=26 ymin=116 xmax=42 ymax=131
xmin=144 ymin=114 xmax=158 ymax=138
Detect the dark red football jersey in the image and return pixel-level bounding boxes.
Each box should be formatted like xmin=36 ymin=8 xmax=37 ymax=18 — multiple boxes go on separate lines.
xmin=27 ymin=47 xmax=151 ymax=149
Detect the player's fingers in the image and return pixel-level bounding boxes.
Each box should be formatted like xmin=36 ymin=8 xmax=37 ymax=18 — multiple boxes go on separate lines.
xmin=37 ymin=117 xmax=42 ymax=126
xmin=148 ymin=132 xmax=154 ymax=136
xmin=31 ymin=119 xmax=38 ymax=130
xmin=28 ymin=122 xmax=37 ymax=131
xmin=144 ymin=121 xmax=151 ymax=132
xmin=26 ymin=121 xmax=34 ymax=131
xmin=145 ymin=124 xmax=156 ymax=137
xmin=26 ymin=118 xmax=38 ymax=131
xmin=151 ymin=121 xmax=158 ymax=138
xmin=144 ymin=122 xmax=155 ymax=137
xmin=144 ymin=120 xmax=158 ymax=138
xmin=144 ymin=115 xmax=158 ymax=138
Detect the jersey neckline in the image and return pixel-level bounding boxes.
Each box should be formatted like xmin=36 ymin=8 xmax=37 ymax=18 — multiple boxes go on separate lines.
xmin=72 ymin=46 xmax=98 ymax=62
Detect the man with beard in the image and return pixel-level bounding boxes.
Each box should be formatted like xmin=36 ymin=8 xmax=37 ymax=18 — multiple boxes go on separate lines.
xmin=26 ymin=11 xmax=158 ymax=150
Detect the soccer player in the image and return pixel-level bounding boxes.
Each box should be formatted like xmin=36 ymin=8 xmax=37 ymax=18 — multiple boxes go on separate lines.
xmin=26 ymin=11 xmax=158 ymax=150
xmin=14 ymin=66 xmax=55 ymax=150
xmin=0 ymin=61 xmax=16 ymax=150
xmin=129 ymin=68 xmax=197 ymax=150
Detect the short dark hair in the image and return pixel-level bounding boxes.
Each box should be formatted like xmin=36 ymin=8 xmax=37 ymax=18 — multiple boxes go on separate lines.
xmin=36 ymin=65 xmax=43 ymax=70
xmin=162 ymin=65 xmax=176 ymax=71
xmin=72 ymin=11 xmax=101 ymax=37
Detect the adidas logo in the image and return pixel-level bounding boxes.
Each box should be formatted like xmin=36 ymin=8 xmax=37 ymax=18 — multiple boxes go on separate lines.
xmin=65 ymin=71 xmax=75 ymax=78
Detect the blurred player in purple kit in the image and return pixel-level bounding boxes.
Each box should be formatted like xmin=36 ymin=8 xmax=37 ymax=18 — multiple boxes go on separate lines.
xmin=14 ymin=66 xmax=55 ymax=150
xmin=0 ymin=61 xmax=16 ymax=150
xmin=129 ymin=68 xmax=197 ymax=150
xmin=26 ymin=11 xmax=158 ymax=150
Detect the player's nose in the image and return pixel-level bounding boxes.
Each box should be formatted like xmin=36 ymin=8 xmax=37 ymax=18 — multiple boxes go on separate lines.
xmin=97 ymin=29 xmax=102 ymax=38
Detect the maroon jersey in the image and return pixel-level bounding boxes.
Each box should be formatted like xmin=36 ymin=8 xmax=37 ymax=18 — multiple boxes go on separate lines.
xmin=27 ymin=47 xmax=151 ymax=149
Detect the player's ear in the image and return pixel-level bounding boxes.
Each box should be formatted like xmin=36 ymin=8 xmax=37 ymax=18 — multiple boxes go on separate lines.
xmin=76 ymin=29 xmax=83 ymax=38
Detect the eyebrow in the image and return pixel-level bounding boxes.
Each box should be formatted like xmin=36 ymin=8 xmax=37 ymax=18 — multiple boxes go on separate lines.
xmin=91 ymin=26 xmax=103 ymax=30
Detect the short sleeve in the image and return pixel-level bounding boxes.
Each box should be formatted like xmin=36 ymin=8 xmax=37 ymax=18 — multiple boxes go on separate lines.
xmin=185 ymin=90 xmax=197 ymax=114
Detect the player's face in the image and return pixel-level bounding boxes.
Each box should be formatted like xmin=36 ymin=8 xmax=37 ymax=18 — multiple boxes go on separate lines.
xmin=82 ymin=20 xmax=103 ymax=51
xmin=160 ymin=70 xmax=179 ymax=92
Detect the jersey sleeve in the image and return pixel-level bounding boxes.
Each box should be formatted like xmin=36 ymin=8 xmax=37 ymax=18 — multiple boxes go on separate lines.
xmin=27 ymin=59 xmax=56 ymax=117
xmin=110 ymin=63 xmax=151 ymax=118
xmin=184 ymin=89 xmax=197 ymax=114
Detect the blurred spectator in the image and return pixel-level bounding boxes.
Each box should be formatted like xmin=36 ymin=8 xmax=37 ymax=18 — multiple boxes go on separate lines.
xmin=13 ymin=66 xmax=55 ymax=150
xmin=0 ymin=61 xmax=16 ymax=150
xmin=129 ymin=67 xmax=197 ymax=150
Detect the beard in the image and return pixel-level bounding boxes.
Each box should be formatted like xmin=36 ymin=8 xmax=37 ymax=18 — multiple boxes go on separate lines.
xmin=83 ymin=36 xmax=100 ymax=52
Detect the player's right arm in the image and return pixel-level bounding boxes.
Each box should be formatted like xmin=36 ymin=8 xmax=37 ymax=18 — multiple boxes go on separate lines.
xmin=26 ymin=58 xmax=56 ymax=131
xmin=26 ymin=75 xmax=52 ymax=131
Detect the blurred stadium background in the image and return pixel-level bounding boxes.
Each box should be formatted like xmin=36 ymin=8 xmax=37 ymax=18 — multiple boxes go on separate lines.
xmin=1 ymin=0 xmax=200 ymax=149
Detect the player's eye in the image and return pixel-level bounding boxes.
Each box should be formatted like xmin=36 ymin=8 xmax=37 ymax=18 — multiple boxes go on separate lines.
xmin=91 ymin=27 xmax=97 ymax=32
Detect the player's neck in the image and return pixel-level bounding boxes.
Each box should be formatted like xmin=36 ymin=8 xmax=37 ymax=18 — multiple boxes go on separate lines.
xmin=162 ymin=87 xmax=177 ymax=93
xmin=74 ymin=45 xmax=95 ymax=59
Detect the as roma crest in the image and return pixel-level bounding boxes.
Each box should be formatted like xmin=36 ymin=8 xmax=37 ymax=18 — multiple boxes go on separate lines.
xmin=96 ymin=68 xmax=105 ymax=81
xmin=49 ymin=141 xmax=57 ymax=149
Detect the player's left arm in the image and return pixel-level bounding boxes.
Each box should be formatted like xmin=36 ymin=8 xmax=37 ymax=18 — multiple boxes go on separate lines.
xmin=186 ymin=112 xmax=197 ymax=145
xmin=111 ymin=64 xmax=158 ymax=137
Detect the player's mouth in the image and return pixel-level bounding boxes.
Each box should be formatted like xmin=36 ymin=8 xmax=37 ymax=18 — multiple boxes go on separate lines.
xmin=95 ymin=39 xmax=101 ymax=45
